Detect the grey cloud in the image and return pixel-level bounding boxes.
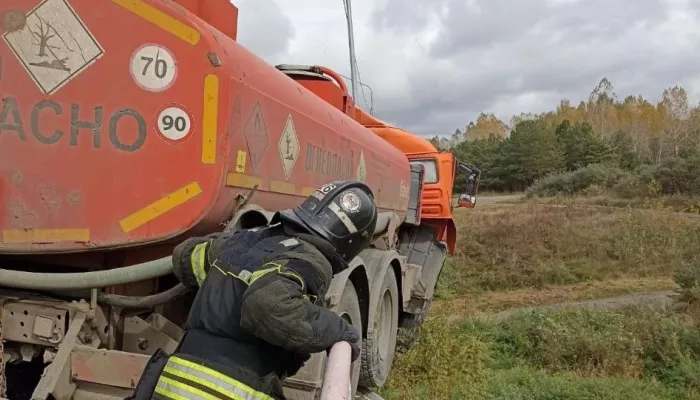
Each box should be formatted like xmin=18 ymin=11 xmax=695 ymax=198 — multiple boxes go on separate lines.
xmin=235 ymin=0 xmax=294 ymax=60
xmin=365 ymin=0 xmax=697 ymax=136
xmin=235 ymin=0 xmax=700 ymax=137
xmin=370 ymin=0 xmax=445 ymax=33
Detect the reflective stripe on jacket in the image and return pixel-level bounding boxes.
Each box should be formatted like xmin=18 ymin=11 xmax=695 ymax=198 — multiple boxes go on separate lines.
xmin=153 ymin=355 xmax=275 ymax=400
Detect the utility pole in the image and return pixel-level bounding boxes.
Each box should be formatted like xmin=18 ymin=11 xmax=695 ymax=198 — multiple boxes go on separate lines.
xmin=344 ymin=0 xmax=359 ymax=101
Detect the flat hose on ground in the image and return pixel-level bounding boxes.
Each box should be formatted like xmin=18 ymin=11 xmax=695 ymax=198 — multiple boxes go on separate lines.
xmin=0 ymin=256 xmax=174 ymax=291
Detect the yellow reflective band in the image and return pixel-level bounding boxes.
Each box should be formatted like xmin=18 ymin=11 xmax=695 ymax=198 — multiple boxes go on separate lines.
xmin=154 ymin=386 xmax=189 ymax=400
xmin=156 ymin=376 xmax=222 ymax=400
xmin=190 ymin=242 xmax=208 ymax=286
xmin=247 ymin=265 xmax=279 ymax=286
xmin=202 ymin=74 xmax=219 ymax=164
xmin=112 ymin=0 xmax=201 ymax=45
xmin=163 ymin=366 xmax=246 ymax=400
xmin=210 ymin=262 xmax=304 ymax=291
xmin=168 ymin=356 xmax=275 ymax=400
xmin=256 ymin=262 xmax=305 ymax=291
xmin=211 ymin=264 xmax=249 ymax=285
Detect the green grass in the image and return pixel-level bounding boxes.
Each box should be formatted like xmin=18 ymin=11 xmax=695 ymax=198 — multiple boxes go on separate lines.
xmin=482 ymin=367 xmax=688 ymax=400
xmin=379 ymin=199 xmax=700 ymax=399
xmin=449 ymin=204 xmax=700 ymax=294
xmin=380 ymin=306 xmax=700 ymax=400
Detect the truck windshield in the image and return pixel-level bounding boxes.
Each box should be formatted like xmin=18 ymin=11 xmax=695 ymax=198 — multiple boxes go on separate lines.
xmin=410 ymin=159 xmax=438 ymax=184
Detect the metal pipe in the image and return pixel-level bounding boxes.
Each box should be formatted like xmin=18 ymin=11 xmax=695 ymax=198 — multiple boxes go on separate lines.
xmin=0 ymin=256 xmax=173 ymax=290
xmin=98 ymin=283 xmax=190 ymax=308
xmin=321 ymin=341 xmax=353 ymax=400
xmin=344 ymin=0 xmax=359 ymax=101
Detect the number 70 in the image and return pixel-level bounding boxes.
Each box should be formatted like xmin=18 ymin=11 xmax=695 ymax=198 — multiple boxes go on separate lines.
xmin=141 ymin=55 xmax=168 ymax=79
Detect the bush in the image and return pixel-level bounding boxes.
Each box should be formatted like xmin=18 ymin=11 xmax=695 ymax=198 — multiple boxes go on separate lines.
xmin=526 ymin=157 xmax=700 ymax=199
xmin=452 ymin=204 xmax=700 ymax=293
xmin=675 ymin=262 xmax=700 ymax=303
xmin=526 ymin=163 xmax=631 ymax=197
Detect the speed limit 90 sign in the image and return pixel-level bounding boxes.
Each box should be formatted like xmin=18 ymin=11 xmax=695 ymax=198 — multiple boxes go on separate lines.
xmin=155 ymin=105 xmax=193 ymax=141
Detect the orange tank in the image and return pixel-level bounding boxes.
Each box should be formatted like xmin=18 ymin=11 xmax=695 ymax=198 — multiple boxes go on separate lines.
xmin=0 ymin=0 xmax=412 ymax=255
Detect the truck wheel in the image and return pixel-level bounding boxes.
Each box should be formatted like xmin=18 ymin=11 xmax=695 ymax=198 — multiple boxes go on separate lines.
xmin=334 ymin=280 xmax=363 ymax=397
xmin=396 ymin=299 xmax=432 ymax=353
xmin=359 ymin=270 xmax=399 ymax=388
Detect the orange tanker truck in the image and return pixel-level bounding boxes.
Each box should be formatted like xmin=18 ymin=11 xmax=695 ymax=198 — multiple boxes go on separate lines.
xmin=0 ymin=0 xmax=480 ymax=398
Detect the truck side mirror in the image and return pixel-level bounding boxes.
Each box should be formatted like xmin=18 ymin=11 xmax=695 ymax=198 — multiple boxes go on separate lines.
xmin=456 ymin=163 xmax=480 ymax=208
xmin=457 ymin=193 xmax=476 ymax=208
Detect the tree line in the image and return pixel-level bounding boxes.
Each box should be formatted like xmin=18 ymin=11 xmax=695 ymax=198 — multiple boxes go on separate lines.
xmin=432 ymin=78 xmax=700 ymax=194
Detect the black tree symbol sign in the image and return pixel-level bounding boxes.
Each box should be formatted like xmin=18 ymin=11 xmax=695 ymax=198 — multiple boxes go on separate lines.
xmin=28 ymin=15 xmax=73 ymax=72
xmin=284 ymin=131 xmax=295 ymax=161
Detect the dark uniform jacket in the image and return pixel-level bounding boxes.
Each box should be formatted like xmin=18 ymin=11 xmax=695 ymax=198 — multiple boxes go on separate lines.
xmin=131 ymin=222 xmax=359 ymax=400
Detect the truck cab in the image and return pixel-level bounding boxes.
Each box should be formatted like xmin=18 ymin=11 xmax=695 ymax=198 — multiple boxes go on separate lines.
xmin=354 ymin=110 xmax=480 ymax=255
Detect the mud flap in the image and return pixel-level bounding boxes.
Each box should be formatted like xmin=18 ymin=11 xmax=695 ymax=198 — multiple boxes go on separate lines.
xmin=123 ymin=348 xmax=170 ymax=400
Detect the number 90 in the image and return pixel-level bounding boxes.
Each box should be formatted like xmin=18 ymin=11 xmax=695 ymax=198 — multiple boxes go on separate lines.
xmin=161 ymin=115 xmax=187 ymax=132
xmin=156 ymin=106 xmax=192 ymax=141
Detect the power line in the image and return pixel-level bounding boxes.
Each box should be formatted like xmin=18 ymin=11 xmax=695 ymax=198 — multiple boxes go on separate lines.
xmin=339 ymin=72 xmax=374 ymax=114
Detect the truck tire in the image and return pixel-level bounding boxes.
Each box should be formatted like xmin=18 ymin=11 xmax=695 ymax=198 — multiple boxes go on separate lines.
xmin=334 ymin=280 xmax=363 ymax=397
xmin=396 ymin=299 xmax=432 ymax=353
xmin=359 ymin=270 xmax=399 ymax=389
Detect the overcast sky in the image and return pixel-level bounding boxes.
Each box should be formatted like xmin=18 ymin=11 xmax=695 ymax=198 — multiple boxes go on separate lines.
xmin=233 ymin=0 xmax=700 ymax=137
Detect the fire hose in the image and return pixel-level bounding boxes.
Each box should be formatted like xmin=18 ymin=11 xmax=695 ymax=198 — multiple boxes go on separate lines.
xmin=0 ymin=256 xmax=173 ymax=291
xmin=321 ymin=341 xmax=353 ymax=400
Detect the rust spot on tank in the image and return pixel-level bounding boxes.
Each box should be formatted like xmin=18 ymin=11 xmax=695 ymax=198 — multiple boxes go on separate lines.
xmin=38 ymin=185 xmax=61 ymax=210
xmin=2 ymin=10 xmax=26 ymax=33
xmin=8 ymin=200 xmax=37 ymax=228
xmin=67 ymin=191 xmax=82 ymax=205
xmin=11 ymin=172 xmax=23 ymax=185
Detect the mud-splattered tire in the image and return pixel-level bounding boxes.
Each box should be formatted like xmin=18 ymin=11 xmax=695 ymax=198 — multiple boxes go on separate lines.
xmin=335 ymin=280 xmax=363 ymax=397
xmin=395 ymin=299 xmax=432 ymax=353
xmin=359 ymin=270 xmax=399 ymax=389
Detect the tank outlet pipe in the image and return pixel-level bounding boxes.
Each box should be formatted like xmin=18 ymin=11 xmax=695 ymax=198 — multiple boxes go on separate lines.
xmin=321 ymin=341 xmax=353 ymax=400
xmin=0 ymin=256 xmax=174 ymax=291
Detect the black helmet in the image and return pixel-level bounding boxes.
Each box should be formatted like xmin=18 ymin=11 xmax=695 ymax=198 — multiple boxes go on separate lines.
xmin=278 ymin=180 xmax=378 ymax=264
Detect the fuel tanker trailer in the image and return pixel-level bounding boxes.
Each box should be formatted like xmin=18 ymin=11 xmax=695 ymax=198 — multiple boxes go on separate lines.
xmin=0 ymin=0 xmax=480 ymax=398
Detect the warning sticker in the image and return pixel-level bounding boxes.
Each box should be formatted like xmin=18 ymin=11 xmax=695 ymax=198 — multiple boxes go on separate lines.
xmin=236 ymin=150 xmax=247 ymax=173
xmin=278 ymin=115 xmax=300 ymax=180
xmin=2 ymin=0 xmax=105 ymax=95
xmin=357 ymin=150 xmax=367 ymax=182
xmin=243 ymin=102 xmax=269 ymax=170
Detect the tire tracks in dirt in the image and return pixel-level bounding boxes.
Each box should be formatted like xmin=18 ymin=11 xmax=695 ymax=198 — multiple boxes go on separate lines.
xmin=447 ymin=289 xmax=678 ymax=325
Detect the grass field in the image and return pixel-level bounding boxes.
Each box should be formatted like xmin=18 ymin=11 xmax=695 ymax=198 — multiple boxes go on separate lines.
xmin=378 ymin=195 xmax=700 ymax=400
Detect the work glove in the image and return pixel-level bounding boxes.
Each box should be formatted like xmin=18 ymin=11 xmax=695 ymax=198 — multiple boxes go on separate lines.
xmin=340 ymin=323 xmax=361 ymax=362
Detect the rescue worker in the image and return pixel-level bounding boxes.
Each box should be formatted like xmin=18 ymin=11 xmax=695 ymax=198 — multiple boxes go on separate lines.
xmin=128 ymin=180 xmax=378 ymax=400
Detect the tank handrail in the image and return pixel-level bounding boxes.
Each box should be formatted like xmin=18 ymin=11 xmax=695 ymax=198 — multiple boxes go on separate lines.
xmin=321 ymin=341 xmax=353 ymax=400
xmin=318 ymin=66 xmax=349 ymax=94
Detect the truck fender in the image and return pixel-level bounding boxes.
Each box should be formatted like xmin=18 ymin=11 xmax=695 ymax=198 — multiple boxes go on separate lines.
xmin=325 ymin=257 xmax=370 ymax=334
xmin=359 ymin=248 xmax=403 ymax=327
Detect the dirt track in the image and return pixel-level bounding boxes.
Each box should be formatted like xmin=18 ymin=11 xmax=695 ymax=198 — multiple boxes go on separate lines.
xmin=448 ymin=290 xmax=678 ymax=325
xmin=477 ymin=194 xmax=522 ymax=206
